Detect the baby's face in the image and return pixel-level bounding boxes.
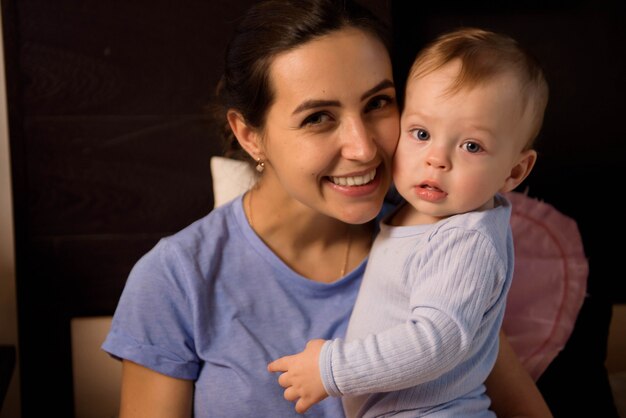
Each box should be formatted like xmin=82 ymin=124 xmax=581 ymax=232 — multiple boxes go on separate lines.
xmin=393 ymin=60 xmax=535 ymax=224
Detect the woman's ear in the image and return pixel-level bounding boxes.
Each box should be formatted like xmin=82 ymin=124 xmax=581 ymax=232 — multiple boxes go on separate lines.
xmin=500 ymin=149 xmax=537 ymax=193
xmin=227 ymin=110 xmax=263 ymax=160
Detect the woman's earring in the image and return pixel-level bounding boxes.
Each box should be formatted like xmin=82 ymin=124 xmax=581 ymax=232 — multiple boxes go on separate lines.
xmin=256 ymin=159 xmax=265 ymax=173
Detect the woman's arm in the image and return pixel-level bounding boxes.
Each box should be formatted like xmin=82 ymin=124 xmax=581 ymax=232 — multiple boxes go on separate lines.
xmin=486 ymin=331 xmax=553 ymax=418
xmin=119 ymin=360 xmax=193 ymax=418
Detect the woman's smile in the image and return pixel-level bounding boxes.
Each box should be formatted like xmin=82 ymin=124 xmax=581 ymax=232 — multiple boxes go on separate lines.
xmin=329 ymin=168 xmax=376 ymax=186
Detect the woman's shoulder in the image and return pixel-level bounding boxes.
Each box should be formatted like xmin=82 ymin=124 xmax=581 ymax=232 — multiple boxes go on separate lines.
xmin=142 ymin=196 xmax=246 ymax=266
xmin=168 ymin=196 xmax=243 ymax=244
xmin=125 ymin=196 xmax=248 ymax=292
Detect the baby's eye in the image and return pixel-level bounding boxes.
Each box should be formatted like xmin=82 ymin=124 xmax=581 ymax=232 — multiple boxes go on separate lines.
xmin=410 ymin=128 xmax=430 ymax=141
xmin=301 ymin=112 xmax=332 ymax=127
xmin=462 ymin=141 xmax=482 ymax=153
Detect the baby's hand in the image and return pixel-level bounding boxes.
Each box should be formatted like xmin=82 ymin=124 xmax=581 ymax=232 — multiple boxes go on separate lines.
xmin=267 ymin=339 xmax=328 ymax=414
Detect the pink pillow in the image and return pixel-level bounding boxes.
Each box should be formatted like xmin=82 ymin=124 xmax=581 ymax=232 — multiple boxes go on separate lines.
xmin=502 ymin=191 xmax=588 ymax=381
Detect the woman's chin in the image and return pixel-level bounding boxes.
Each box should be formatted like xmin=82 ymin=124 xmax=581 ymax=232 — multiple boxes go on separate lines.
xmin=337 ymin=202 xmax=383 ymax=225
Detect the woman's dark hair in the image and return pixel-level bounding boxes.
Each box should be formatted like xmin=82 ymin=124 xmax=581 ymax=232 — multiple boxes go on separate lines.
xmin=215 ymin=0 xmax=391 ymax=160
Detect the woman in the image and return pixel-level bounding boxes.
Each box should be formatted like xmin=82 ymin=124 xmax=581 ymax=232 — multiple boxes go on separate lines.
xmin=102 ymin=1 xmax=552 ymax=416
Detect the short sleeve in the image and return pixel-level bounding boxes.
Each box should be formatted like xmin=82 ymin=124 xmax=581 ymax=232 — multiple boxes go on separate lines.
xmin=101 ymin=239 xmax=200 ymax=379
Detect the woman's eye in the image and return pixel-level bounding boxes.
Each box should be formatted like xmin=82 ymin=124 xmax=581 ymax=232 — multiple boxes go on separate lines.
xmin=410 ymin=128 xmax=430 ymax=141
xmin=365 ymin=95 xmax=394 ymax=112
xmin=301 ymin=112 xmax=331 ymax=127
xmin=463 ymin=141 xmax=482 ymax=153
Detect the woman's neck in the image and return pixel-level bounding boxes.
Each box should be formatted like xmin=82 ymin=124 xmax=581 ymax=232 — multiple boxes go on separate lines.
xmin=245 ymin=185 xmax=373 ymax=283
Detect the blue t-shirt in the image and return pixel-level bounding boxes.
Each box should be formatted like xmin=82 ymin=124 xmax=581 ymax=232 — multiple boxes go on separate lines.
xmin=102 ymin=195 xmax=366 ymax=417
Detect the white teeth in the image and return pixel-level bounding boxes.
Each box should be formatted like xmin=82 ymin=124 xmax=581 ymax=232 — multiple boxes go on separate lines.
xmin=330 ymin=169 xmax=376 ymax=186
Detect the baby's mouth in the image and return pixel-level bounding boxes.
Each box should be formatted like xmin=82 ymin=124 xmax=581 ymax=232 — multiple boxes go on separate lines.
xmin=420 ymin=183 xmax=442 ymax=191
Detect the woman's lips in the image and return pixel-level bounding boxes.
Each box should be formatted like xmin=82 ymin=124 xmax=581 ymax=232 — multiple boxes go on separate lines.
xmin=329 ymin=169 xmax=376 ymax=186
xmin=326 ymin=167 xmax=382 ymax=197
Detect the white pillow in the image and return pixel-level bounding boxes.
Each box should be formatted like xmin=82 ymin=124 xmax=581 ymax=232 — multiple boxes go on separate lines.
xmin=210 ymin=156 xmax=256 ymax=208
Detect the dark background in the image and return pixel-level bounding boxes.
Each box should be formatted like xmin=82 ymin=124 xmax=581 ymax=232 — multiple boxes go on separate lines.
xmin=2 ymin=0 xmax=624 ymax=416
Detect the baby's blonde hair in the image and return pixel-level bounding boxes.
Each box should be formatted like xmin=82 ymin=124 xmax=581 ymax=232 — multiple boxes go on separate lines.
xmin=409 ymin=27 xmax=549 ymax=150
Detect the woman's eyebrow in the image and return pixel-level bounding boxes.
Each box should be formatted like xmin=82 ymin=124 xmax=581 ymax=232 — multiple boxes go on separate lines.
xmin=292 ymin=99 xmax=340 ymax=115
xmin=291 ymin=79 xmax=395 ymax=116
xmin=360 ymin=79 xmax=395 ymax=101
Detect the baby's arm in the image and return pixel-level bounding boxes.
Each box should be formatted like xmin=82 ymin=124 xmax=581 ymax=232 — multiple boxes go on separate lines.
xmin=267 ymin=339 xmax=328 ymax=414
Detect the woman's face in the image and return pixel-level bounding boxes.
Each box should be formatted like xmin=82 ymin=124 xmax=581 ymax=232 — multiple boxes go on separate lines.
xmin=259 ymin=28 xmax=399 ymax=225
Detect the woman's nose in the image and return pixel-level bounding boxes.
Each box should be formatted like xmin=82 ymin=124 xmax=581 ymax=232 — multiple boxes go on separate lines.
xmin=341 ymin=118 xmax=377 ymax=162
